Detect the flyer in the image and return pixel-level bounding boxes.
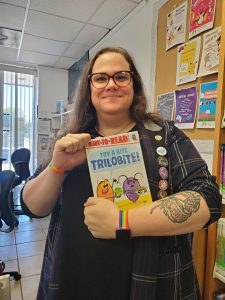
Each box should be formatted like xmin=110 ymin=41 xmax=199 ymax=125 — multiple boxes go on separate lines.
xmin=176 ymin=37 xmax=201 ymax=85
xmin=196 ymin=81 xmax=218 ymax=128
xmin=157 ymin=92 xmax=175 ymax=120
xmin=197 ymin=26 xmax=221 ymax=77
xmin=174 ymin=86 xmax=198 ymax=129
xmin=166 ymin=1 xmax=187 ymax=50
xmin=189 ymin=0 xmax=216 ymax=39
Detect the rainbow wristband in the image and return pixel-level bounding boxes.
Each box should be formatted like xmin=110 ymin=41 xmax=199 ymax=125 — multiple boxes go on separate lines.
xmin=118 ymin=210 xmax=129 ymax=229
xmin=48 ymin=163 xmax=70 ymax=175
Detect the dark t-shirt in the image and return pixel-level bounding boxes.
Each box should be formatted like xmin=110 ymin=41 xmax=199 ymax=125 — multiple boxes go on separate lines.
xmin=58 ymin=163 xmax=133 ymax=300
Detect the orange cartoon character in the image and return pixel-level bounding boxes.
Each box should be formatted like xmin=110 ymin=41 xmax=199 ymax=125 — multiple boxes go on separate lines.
xmin=96 ymin=179 xmax=114 ymax=202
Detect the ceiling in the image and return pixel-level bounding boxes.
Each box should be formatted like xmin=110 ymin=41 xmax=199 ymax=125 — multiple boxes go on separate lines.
xmin=0 ymin=0 xmax=143 ymax=70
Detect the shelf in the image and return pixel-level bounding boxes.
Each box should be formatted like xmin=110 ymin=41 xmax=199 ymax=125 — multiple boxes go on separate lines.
xmin=52 ymin=110 xmax=72 ymax=118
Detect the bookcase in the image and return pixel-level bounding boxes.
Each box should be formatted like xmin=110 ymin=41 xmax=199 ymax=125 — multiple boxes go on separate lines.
xmin=51 ymin=110 xmax=72 ymax=136
xmin=154 ymin=0 xmax=225 ymax=298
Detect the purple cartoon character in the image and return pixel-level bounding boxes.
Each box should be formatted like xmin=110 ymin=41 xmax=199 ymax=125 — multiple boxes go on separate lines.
xmin=118 ymin=173 xmax=147 ymax=202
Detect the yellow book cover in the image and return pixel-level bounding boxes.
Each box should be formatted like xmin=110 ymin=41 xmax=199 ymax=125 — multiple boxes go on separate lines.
xmin=85 ymin=131 xmax=152 ymax=211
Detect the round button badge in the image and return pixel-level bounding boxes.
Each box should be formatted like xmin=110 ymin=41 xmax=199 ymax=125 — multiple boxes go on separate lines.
xmin=157 ymin=190 xmax=168 ymax=199
xmin=159 ymin=166 xmax=168 ymax=180
xmin=159 ymin=179 xmax=168 ymax=191
xmin=155 ymin=135 xmax=162 ymax=141
xmin=157 ymin=156 xmax=168 ymax=167
xmin=156 ymin=147 xmax=167 ymax=156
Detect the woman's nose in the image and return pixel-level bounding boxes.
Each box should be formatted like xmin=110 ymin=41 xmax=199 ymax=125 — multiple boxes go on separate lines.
xmin=105 ymin=77 xmax=118 ymax=89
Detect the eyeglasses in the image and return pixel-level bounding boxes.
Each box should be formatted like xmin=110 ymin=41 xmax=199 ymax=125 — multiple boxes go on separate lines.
xmin=89 ymin=71 xmax=133 ymax=89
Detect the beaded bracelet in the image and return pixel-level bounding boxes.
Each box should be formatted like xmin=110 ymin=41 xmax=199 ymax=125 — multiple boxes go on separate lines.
xmin=48 ymin=162 xmax=70 ymax=175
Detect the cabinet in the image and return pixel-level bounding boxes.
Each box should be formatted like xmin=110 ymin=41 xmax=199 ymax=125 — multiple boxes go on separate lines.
xmin=154 ymin=0 xmax=224 ymax=298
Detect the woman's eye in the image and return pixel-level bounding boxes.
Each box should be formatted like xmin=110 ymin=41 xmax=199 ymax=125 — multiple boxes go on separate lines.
xmin=94 ymin=75 xmax=107 ymax=82
xmin=115 ymin=73 xmax=128 ymax=81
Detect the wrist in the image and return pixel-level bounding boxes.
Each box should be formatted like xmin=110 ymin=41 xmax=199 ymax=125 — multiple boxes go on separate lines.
xmin=48 ymin=162 xmax=71 ymax=175
xmin=116 ymin=210 xmax=131 ymax=240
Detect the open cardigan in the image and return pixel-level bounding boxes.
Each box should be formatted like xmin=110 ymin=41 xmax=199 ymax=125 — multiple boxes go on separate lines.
xmin=21 ymin=120 xmax=222 ymax=300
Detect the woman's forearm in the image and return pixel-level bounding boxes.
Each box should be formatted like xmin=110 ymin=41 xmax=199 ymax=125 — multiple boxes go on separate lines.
xmin=22 ymin=167 xmax=66 ymax=216
xmin=129 ymin=191 xmax=210 ymax=237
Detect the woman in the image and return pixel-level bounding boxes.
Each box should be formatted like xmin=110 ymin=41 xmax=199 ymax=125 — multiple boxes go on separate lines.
xmin=22 ymin=47 xmax=222 ymax=300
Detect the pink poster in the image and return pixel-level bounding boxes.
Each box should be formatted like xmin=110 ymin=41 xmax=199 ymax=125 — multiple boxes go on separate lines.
xmin=189 ymin=0 xmax=216 ymax=39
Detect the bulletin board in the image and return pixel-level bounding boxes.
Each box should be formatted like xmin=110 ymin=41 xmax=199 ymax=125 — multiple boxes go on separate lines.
xmin=154 ymin=0 xmax=223 ymax=296
xmin=154 ymin=0 xmax=222 ymax=141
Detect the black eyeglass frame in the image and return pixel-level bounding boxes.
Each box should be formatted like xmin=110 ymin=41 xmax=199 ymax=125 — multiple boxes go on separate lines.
xmin=88 ymin=70 xmax=134 ymax=89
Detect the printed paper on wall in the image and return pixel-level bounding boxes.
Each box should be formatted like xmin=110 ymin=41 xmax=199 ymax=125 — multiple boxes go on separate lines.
xmin=166 ymin=1 xmax=187 ymax=50
xmin=197 ymin=26 xmax=221 ymax=77
xmin=189 ymin=0 xmax=216 ymax=39
xmin=176 ymin=37 xmax=201 ymax=85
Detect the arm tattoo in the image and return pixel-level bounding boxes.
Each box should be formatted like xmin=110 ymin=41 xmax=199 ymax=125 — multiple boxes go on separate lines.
xmin=150 ymin=191 xmax=201 ymax=223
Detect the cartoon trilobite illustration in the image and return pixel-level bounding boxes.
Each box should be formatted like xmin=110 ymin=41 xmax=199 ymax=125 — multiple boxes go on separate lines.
xmin=118 ymin=173 xmax=147 ymax=202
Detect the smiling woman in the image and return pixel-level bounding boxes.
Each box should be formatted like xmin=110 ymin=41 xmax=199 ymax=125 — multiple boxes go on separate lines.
xmin=20 ymin=47 xmax=222 ymax=300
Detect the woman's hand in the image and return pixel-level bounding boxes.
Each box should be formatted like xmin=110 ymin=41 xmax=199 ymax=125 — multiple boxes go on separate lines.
xmin=51 ymin=133 xmax=91 ymax=171
xmin=84 ymin=197 xmax=119 ymax=239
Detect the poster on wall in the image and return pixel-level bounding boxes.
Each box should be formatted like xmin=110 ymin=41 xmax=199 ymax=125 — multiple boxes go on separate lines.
xmin=157 ymin=92 xmax=175 ymax=120
xmin=196 ymin=81 xmax=218 ymax=128
xmin=176 ymin=37 xmax=201 ymax=85
xmin=197 ymin=26 xmax=221 ymax=77
xmin=174 ymin=86 xmax=198 ymax=129
xmin=189 ymin=0 xmax=216 ymax=39
xmin=37 ymin=118 xmax=51 ymax=135
xmin=38 ymin=135 xmax=50 ymax=152
xmin=166 ymin=1 xmax=187 ymax=50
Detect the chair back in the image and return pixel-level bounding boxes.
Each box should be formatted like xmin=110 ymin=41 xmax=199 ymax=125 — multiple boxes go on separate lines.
xmin=11 ymin=148 xmax=30 ymax=181
xmin=0 ymin=170 xmax=16 ymax=230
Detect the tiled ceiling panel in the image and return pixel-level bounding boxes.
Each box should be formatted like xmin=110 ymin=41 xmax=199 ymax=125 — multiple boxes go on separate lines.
xmin=0 ymin=0 xmax=27 ymax=7
xmin=55 ymin=56 xmax=79 ymax=69
xmin=22 ymin=34 xmax=70 ymax=56
xmin=25 ymin=10 xmax=84 ymax=42
xmin=19 ymin=49 xmax=59 ymax=66
xmin=29 ymin=0 xmax=105 ymax=23
xmin=75 ymin=24 xmax=109 ymax=47
xmin=0 ymin=0 xmax=144 ymax=69
xmin=63 ymin=42 xmax=90 ymax=59
xmin=0 ymin=3 xmax=25 ymax=30
xmin=89 ymin=0 xmax=137 ymax=28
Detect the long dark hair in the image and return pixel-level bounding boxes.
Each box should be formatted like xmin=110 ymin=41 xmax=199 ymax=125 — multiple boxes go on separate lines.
xmin=44 ymin=47 xmax=160 ymax=165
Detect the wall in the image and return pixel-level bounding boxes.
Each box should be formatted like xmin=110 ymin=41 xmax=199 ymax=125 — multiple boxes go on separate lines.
xmin=38 ymin=66 xmax=68 ymax=118
xmin=90 ymin=0 xmax=168 ymax=110
xmin=37 ymin=0 xmax=168 ymax=116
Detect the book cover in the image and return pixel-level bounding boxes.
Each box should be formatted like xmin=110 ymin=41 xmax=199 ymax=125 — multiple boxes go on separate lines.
xmin=157 ymin=91 xmax=175 ymax=121
xmin=174 ymin=86 xmax=198 ymax=129
xmin=196 ymin=81 xmax=218 ymax=128
xmin=85 ymin=131 xmax=152 ymax=211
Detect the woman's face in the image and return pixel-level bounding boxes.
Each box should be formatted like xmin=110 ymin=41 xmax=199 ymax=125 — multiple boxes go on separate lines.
xmin=90 ymin=52 xmax=134 ymax=117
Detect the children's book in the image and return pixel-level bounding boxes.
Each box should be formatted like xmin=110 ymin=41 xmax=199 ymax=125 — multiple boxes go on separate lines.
xmin=85 ymin=131 xmax=152 ymax=211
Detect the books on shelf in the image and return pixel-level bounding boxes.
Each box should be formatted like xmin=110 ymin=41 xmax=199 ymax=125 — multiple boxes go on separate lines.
xmin=219 ymin=144 xmax=225 ymax=204
xmin=214 ymin=218 xmax=225 ymax=280
xmin=85 ymin=131 xmax=152 ymax=211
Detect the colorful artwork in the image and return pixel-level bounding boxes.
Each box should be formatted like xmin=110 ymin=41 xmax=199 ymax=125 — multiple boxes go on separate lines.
xmin=166 ymin=1 xmax=187 ymax=50
xmin=86 ymin=131 xmax=152 ymax=211
xmin=198 ymin=26 xmax=221 ymax=77
xmin=196 ymin=81 xmax=218 ymax=128
xmin=174 ymin=87 xmax=198 ymax=129
xmin=176 ymin=37 xmax=201 ymax=85
xmin=189 ymin=0 xmax=216 ymax=39
xmin=157 ymin=92 xmax=175 ymax=120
